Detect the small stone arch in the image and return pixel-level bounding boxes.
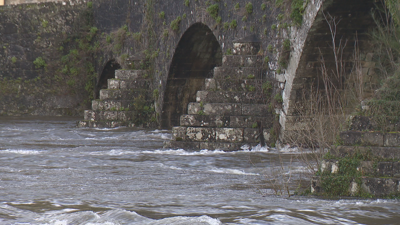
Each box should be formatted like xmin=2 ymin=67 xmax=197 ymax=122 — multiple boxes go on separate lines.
xmin=161 ymin=22 xmax=222 ymax=129
xmin=281 ymin=0 xmax=378 ymax=140
xmin=95 ymin=60 xmax=121 ymax=99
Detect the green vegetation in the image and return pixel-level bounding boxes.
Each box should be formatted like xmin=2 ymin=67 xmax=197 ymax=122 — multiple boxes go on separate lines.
xmin=206 ymin=4 xmax=219 ymax=20
xmin=184 ymin=0 xmax=189 ymax=7
xmin=11 ymin=56 xmax=17 ymax=64
xmin=33 ymin=57 xmax=47 ymax=69
xmin=159 ymin=11 xmax=165 ymax=19
xmin=245 ymin=2 xmax=253 ymax=14
xmin=291 ymin=0 xmax=307 ymax=26
xmin=261 ymin=3 xmax=267 ymax=11
xmin=170 ymin=16 xmax=182 ymax=32
xmin=230 ymin=20 xmax=237 ymax=29
xmin=234 ymin=3 xmax=239 ymax=10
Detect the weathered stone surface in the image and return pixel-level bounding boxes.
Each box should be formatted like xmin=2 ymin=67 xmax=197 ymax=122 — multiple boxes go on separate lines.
xmin=115 ymin=70 xmax=149 ymax=80
xmin=215 ymin=128 xmax=243 ymax=142
xmin=108 ymin=79 xmax=151 ymax=90
xmin=384 ymin=133 xmax=400 ymax=147
xmin=243 ymin=128 xmax=270 ymax=143
xmin=222 ymin=55 xmax=263 ymax=68
xmin=230 ymin=116 xmax=273 ymax=128
xmin=204 ymin=78 xmax=265 ymax=92
xmin=186 ymin=127 xmax=216 ymax=142
xmin=340 ymin=131 xmax=384 ymax=146
xmin=376 ymin=162 xmax=394 ymax=177
xmin=320 ymin=160 xmax=339 ymax=174
xmin=362 ymin=178 xmax=400 ymax=197
xmin=232 ymin=42 xmax=261 ymax=56
xmin=99 ymin=89 xmax=151 ymax=101
xmin=242 ymin=104 xmax=269 ymax=116
xmin=180 ymin=114 xmax=230 ymax=127
xmin=213 ymin=67 xmax=262 ymax=80
xmin=187 ymin=103 xmax=241 ymax=116
xmin=331 ymin=146 xmax=400 ymax=160
xmin=199 ymin=142 xmax=252 ymax=151
xmin=196 ymin=91 xmax=265 ymax=104
xmin=358 ymin=161 xmax=374 ymax=175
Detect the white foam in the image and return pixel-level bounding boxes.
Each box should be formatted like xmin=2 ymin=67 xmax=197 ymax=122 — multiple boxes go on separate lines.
xmin=1 ymin=149 xmax=42 ymax=155
xmin=208 ymin=168 xmax=259 ymax=176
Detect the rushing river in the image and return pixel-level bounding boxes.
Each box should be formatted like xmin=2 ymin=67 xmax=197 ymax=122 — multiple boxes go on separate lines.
xmin=0 ymin=117 xmax=399 ymax=224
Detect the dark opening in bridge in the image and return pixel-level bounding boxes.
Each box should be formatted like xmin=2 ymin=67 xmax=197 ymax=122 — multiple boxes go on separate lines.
xmin=161 ymin=23 xmax=222 ymax=129
xmin=95 ymin=60 xmax=121 ymax=99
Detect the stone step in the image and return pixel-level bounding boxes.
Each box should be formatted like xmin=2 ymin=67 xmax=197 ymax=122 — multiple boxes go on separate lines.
xmin=99 ymin=89 xmax=151 ymax=100
xmin=172 ymin=126 xmax=270 ymax=143
xmin=196 ymin=90 xmax=267 ymax=104
xmin=165 ymin=140 xmax=259 ymax=151
xmin=339 ymin=131 xmax=400 ymax=147
xmin=92 ymin=100 xmax=131 ymax=111
xmin=187 ymin=102 xmax=268 ymax=116
xmin=330 ymin=145 xmax=400 ymax=160
xmin=84 ymin=110 xmax=135 ymax=122
xmin=179 ymin=114 xmax=273 ymax=128
xmin=222 ymin=55 xmax=263 ymax=67
xmin=213 ymin=67 xmax=263 ymax=79
xmin=91 ymin=100 xmax=153 ymax=111
xmin=322 ymin=159 xmax=400 ymax=177
xmin=204 ymin=78 xmax=269 ymax=92
xmin=108 ymin=78 xmax=152 ymax=90
xmin=115 ymin=70 xmax=149 ymax=80
xmin=77 ymin=120 xmax=130 ymax=128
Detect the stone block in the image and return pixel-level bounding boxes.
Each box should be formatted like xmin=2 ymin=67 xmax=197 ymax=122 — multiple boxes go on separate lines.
xmin=215 ymin=128 xmax=243 ymax=142
xmin=358 ymin=161 xmax=374 ymax=175
xmin=188 ymin=103 xmax=241 ymax=116
xmin=118 ymin=111 xmax=134 ymax=121
xmin=222 ymin=55 xmax=263 ymax=67
xmin=232 ymin=42 xmax=261 ymax=55
xmin=84 ymin=110 xmax=96 ymax=121
xmin=384 ymin=133 xmax=400 ymax=147
xmin=311 ymin=176 xmax=322 ymax=194
xmin=393 ymin=162 xmax=400 ymax=178
xmin=361 ymin=178 xmax=400 ymax=197
xmin=115 ymin=70 xmax=148 ymax=80
xmin=242 ymin=104 xmax=268 ymax=116
xmin=213 ymin=67 xmax=261 ymax=79
xmin=229 ymin=116 xmax=273 ymax=128
xmin=320 ymin=160 xmax=339 ymax=174
xmin=172 ymin=126 xmax=187 ymax=141
xmin=331 ymin=146 xmax=400 ymax=160
xmin=340 ymin=131 xmax=383 ymax=146
xmin=107 ymin=79 xmax=120 ymax=89
xmin=119 ymin=79 xmax=151 ymax=90
xmin=376 ymin=162 xmax=393 ymax=177
xmin=186 ymin=127 xmax=215 ymax=142
xmin=205 ymin=79 xmax=263 ymax=92
xmin=180 ymin=114 xmax=230 ymax=127
xmin=196 ymin=91 xmax=264 ymax=104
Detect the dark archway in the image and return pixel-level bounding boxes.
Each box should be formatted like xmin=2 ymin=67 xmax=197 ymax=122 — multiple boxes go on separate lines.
xmin=95 ymin=60 xmax=121 ymax=99
xmin=161 ymin=23 xmax=222 ymax=129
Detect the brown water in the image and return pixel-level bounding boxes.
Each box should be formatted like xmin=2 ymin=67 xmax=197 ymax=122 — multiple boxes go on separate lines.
xmin=0 ymin=117 xmax=399 ymax=224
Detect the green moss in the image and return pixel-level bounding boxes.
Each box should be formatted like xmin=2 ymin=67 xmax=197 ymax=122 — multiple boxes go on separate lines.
xmin=11 ymin=56 xmax=17 ymax=64
xmin=261 ymin=3 xmax=267 ymax=11
xmin=245 ymin=2 xmax=253 ymax=14
xmin=234 ymin=3 xmax=240 ymax=10
xmin=206 ymin=4 xmax=219 ymax=20
xmin=159 ymin=11 xmax=165 ymax=19
xmin=33 ymin=57 xmax=47 ymax=69
xmin=230 ymin=19 xmax=237 ymax=29
xmin=184 ymin=0 xmax=190 ymax=7
xmin=170 ymin=16 xmax=182 ymax=32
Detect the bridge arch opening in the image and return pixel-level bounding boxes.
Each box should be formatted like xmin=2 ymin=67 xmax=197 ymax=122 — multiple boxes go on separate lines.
xmin=95 ymin=60 xmax=121 ymax=99
xmin=161 ymin=23 xmax=222 ymax=129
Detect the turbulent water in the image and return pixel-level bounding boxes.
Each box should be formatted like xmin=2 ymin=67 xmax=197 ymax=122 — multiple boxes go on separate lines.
xmin=0 ymin=117 xmax=399 ymax=224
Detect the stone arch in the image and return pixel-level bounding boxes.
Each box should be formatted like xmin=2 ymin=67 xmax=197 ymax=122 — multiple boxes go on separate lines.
xmin=281 ymin=0 xmax=378 ymax=139
xmin=95 ymin=60 xmax=121 ymax=99
xmin=161 ymin=22 xmax=222 ymax=129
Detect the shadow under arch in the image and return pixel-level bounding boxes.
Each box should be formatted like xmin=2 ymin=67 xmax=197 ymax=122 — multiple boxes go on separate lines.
xmin=161 ymin=23 xmax=222 ymax=129
xmin=95 ymin=60 xmax=121 ymax=99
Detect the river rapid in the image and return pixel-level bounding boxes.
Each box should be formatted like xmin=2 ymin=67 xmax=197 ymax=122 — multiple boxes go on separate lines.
xmin=0 ymin=117 xmax=399 ymax=225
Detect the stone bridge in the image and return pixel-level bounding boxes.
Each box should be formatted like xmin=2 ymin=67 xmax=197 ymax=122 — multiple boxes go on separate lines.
xmin=0 ymin=0 xmax=380 ymax=148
